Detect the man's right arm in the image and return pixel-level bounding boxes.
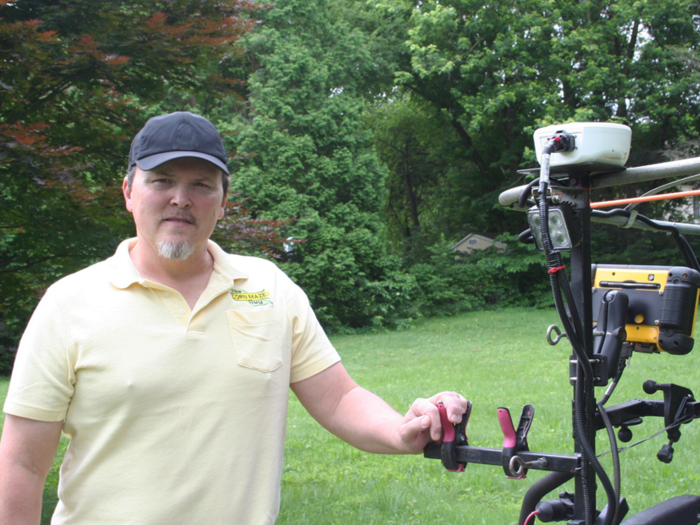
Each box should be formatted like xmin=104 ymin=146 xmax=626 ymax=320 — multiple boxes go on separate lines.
xmin=0 ymin=414 xmax=63 ymax=525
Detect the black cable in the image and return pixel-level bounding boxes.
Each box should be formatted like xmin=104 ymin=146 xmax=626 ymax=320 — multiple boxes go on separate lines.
xmin=678 ymin=234 xmax=700 ymax=272
xmin=597 ymin=414 xmax=696 ymax=458
xmin=518 ymin=177 xmax=539 ymax=208
xmin=599 ymin=357 xmax=627 ymax=408
xmin=594 ymin=300 xmax=609 ymax=356
xmin=571 ymin=369 xmax=616 ymax=525
xmin=539 ymin=143 xmax=617 ymax=524
xmin=517 ymin=471 xmax=576 ymax=525
xmin=558 ymin=268 xmax=585 ymax=356
xmin=598 ymin=401 xmax=621 ymax=525
xmin=537 ymin=146 xmax=595 ymax=523
xmin=518 ymin=229 xmax=535 ymax=244
xmin=566 ymin=293 xmax=616 ymax=525
xmin=574 ymin=359 xmax=594 ymax=525
xmin=592 ymin=209 xmax=700 ymax=272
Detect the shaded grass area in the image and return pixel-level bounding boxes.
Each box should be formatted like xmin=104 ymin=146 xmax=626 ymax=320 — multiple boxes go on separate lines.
xmin=1 ymin=308 xmax=698 ymax=523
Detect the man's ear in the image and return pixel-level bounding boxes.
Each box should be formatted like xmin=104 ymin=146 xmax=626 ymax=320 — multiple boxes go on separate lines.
xmin=218 ymin=192 xmax=228 ymax=219
xmin=123 ymin=177 xmax=133 ymax=212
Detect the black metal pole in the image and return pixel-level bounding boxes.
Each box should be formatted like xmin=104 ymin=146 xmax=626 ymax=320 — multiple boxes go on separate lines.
xmin=568 ymin=175 xmax=597 ymax=524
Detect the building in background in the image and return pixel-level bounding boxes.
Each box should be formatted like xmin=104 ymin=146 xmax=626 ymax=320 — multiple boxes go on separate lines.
xmin=452 ymin=233 xmax=507 ymax=254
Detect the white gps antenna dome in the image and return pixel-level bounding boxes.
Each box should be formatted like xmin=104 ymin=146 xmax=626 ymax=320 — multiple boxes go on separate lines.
xmin=533 ymin=122 xmax=632 ymax=168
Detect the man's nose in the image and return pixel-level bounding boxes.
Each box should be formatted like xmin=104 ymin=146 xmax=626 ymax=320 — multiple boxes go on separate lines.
xmin=170 ymin=184 xmax=192 ymax=207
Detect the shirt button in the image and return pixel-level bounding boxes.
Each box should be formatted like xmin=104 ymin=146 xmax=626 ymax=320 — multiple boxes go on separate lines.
xmin=179 ymin=308 xmax=185 ymax=314
xmin=163 ymin=292 xmax=170 ymax=298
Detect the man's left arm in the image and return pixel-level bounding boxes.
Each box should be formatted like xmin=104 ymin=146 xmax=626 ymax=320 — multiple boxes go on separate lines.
xmin=290 ymin=362 xmax=467 ymax=454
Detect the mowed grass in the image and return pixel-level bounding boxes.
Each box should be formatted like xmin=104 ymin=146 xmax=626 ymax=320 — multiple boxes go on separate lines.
xmin=1 ymin=308 xmax=698 ymax=524
xmin=279 ymin=308 xmax=700 ymax=524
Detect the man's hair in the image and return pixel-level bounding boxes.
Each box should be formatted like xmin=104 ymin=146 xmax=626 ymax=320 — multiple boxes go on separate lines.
xmin=125 ymin=164 xmax=230 ymax=204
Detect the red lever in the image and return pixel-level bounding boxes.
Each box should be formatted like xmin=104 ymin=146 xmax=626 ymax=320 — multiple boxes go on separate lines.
xmin=438 ymin=403 xmax=455 ymax=442
xmin=498 ymin=407 xmax=517 ymax=448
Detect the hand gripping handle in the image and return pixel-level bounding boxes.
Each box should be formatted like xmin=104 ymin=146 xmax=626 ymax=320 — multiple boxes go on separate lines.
xmin=438 ymin=402 xmax=469 ymax=472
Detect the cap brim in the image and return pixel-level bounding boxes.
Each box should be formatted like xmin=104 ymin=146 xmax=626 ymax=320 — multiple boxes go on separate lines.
xmin=135 ymin=151 xmax=229 ymax=175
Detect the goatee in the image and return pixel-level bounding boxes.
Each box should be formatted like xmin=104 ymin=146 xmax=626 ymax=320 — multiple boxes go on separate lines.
xmin=156 ymin=240 xmax=196 ymax=260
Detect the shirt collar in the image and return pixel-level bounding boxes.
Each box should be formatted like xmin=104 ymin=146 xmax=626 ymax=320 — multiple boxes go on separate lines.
xmin=207 ymin=239 xmax=249 ymax=282
xmin=108 ymin=238 xmax=249 ymax=289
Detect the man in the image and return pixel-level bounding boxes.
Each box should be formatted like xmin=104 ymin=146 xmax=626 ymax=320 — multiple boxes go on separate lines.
xmin=0 ymin=112 xmax=467 ymax=524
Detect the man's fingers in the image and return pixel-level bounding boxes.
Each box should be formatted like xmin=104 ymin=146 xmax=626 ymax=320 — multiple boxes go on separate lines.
xmin=406 ymin=398 xmax=444 ymax=442
xmin=428 ymin=391 xmax=468 ymax=424
xmin=400 ymin=414 xmax=431 ymax=443
xmin=401 ymin=392 xmax=469 ymax=452
xmin=446 ymin=394 xmax=468 ymax=423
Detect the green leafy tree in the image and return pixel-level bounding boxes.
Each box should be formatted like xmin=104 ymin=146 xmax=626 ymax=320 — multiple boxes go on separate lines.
xmin=364 ymin=95 xmax=479 ymax=262
xmin=230 ymin=0 xmax=419 ymax=330
xmin=366 ymin=0 xmax=700 ymax=261
xmin=398 ymin=0 xmax=700 ymax=164
xmin=0 ymin=0 xmax=267 ymax=369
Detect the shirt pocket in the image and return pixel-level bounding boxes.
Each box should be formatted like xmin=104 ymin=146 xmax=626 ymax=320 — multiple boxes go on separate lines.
xmin=226 ymin=310 xmax=283 ymax=373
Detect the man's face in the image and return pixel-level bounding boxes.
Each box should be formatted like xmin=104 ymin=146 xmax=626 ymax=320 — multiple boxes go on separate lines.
xmin=123 ymin=157 xmax=227 ymax=259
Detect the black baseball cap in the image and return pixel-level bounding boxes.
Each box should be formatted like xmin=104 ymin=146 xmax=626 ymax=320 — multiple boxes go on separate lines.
xmin=129 ymin=112 xmax=229 ymax=174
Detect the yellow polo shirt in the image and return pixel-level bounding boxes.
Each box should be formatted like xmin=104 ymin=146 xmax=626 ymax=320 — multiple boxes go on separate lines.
xmin=4 ymin=239 xmax=340 ymax=524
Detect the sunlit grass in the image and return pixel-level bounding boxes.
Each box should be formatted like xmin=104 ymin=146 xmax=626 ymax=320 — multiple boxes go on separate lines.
xmin=1 ymin=307 xmax=698 ymax=524
xmin=279 ymin=308 xmax=700 ymax=524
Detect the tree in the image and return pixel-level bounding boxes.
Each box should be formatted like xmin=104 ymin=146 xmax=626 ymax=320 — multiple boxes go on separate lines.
xmin=367 ymin=0 xmax=700 ymax=258
xmin=0 ymin=0 xmax=260 ymax=366
xmin=229 ymin=0 xmax=419 ymax=330
xmin=364 ymin=95 xmax=474 ymax=261
xmin=369 ymin=0 xmax=700 ymax=174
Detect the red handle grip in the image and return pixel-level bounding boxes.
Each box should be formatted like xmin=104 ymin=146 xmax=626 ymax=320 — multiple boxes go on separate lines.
xmin=498 ymin=407 xmax=517 ymax=448
xmin=438 ymin=403 xmax=455 ymax=443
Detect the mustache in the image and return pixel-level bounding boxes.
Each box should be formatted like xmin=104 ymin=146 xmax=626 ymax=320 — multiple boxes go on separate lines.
xmin=161 ymin=211 xmax=197 ymax=225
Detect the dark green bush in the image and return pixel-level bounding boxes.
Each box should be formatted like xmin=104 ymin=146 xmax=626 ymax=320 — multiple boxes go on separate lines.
xmin=407 ymin=233 xmax=551 ymax=318
xmin=0 ymin=321 xmax=18 ymax=376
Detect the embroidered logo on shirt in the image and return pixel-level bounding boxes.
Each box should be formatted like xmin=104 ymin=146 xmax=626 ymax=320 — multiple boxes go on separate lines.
xmin=230 ymin=289 xmax=273 ymax=306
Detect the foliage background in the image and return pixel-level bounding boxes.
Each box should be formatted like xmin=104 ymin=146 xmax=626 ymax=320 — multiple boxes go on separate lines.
xmin=0 ymin=0 xmax=258 ymax=371
xmin=3 ymin=0 xmax=700 ymax=371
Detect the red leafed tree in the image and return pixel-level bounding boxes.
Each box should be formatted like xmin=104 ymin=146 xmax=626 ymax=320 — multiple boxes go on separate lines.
xmin=216 ymin=195 xmax=302 ymax=260
xmin=0 ymin=0 xmax=288 ymax=371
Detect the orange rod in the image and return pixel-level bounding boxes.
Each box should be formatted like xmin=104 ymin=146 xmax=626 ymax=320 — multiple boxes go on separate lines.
xmin=590 ymin=189 xmax=700 ymax=209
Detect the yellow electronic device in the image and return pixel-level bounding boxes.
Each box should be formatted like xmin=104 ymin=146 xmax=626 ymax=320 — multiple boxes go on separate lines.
xmin=592 ymin=265 xmax=700 ymax=355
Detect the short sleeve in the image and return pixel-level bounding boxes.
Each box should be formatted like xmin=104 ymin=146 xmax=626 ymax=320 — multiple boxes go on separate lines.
xmin=287 ymin=284 xmax=341 ymax=383
xmin=4 ymin=290 xmax=76 ymax=422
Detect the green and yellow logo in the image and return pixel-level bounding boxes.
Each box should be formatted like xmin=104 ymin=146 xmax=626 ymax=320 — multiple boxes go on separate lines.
xmin=230 ymin=289 xmax=273 ymax=306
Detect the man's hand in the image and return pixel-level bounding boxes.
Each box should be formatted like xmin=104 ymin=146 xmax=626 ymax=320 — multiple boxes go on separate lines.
xmin=399 ymin=392 xmax=468 ymax=453
xmin=292 ymin=363 xmax=468 ymax=455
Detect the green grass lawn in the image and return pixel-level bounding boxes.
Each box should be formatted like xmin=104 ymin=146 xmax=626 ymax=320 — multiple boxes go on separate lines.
xmin=2 ymin=307 xmax=699 ymax=524
xmin=279 ymin=308 xmax=700 ymax=524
